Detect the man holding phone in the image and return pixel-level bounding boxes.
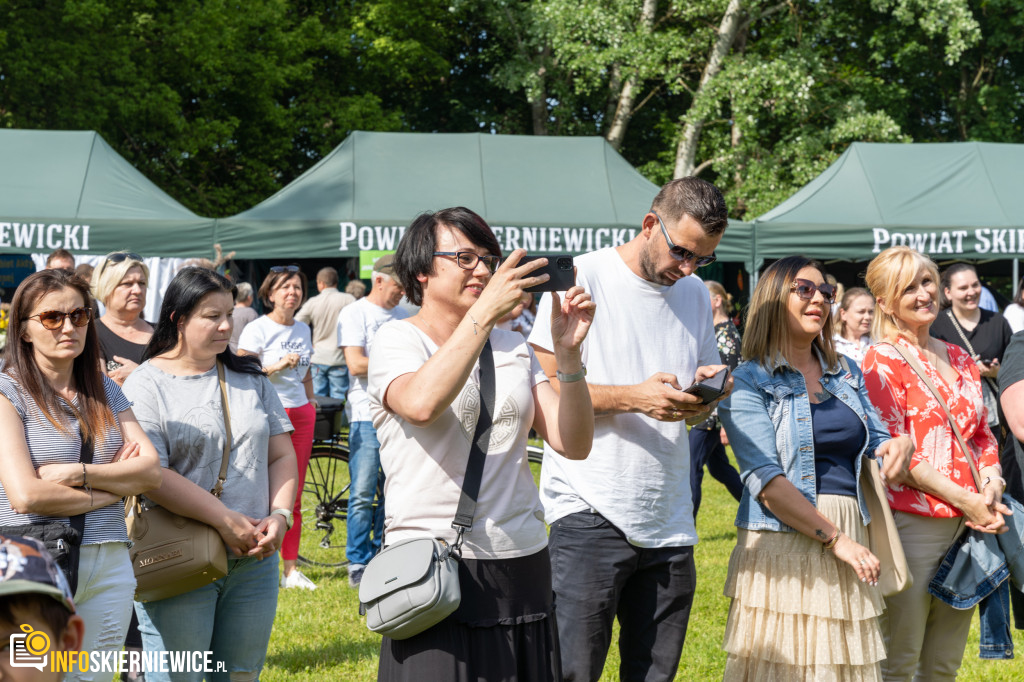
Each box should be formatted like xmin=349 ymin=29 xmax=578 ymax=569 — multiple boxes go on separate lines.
xmin=529 ymin=177 xmax=730 ymax=682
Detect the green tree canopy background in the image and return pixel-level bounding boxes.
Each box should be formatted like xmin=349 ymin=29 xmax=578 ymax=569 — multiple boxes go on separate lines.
xmin=1 ymin=0 xmax=1020 ymax=219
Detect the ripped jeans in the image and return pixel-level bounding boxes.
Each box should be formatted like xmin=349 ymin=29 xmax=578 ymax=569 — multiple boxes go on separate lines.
xmin=74 ymin=542 xmax=137 ymax=682
xmin=135 ymin=554 xmax=279 ymax=682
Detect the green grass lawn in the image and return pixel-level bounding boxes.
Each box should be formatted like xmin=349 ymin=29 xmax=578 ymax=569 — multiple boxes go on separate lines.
xmin=266 ymin=452 xmax=1024 ymax=680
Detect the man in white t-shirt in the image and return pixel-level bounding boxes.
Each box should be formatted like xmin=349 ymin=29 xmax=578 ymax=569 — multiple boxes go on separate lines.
xmin=296 ymin=267 xmax=356 ymax=400
xmin=337 ymin=254 xmax=408 ymax=587
xmin=528 ymin=177 xmax=730 ymax=681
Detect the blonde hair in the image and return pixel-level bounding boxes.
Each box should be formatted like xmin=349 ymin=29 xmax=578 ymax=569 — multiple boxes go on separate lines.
xmin=91 ymin=253 xmax=149 ymax=306
xmin=864 ymin=246 xmax=939 ymax=342
xmin=742 ymin=256 xmax=837 ymax=368
xmin=704 ymin=280 xmax=732 ymax=315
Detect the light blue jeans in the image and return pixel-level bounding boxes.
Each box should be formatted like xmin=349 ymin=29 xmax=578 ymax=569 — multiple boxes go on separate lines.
xmin=75 ymin=542 xmax=136 ymax=682
xmin=311 ymin=364 xmax=349 ymax=400
xmin=134 ymin=554 xmax=279 ymax=682
xmin=347 ymin=421 xmax=384 ymax=566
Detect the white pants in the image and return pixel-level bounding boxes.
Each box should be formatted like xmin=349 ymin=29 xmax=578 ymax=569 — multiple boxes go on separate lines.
xmin=71 ymin=542 xmax=136 ymax=682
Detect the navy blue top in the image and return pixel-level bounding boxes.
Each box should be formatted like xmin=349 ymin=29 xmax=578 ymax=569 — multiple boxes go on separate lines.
xmin=811 ymin=396 xmax=864 ymax=497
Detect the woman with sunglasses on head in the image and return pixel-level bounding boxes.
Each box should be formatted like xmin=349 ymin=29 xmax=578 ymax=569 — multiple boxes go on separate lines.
xmin=91 ymin=252 xmax=154 ymax=386
xmin=718 ymin=256 xmax=913 ymax=681
xmin=368 ymin=207 xmax=595 ymax=680
xmin=122 ymin=267 xmax=297 ymax=682
xmin=0 ymin=269 xmax=161 ymax=681
xmin=236 ymin=265 xmax=317 ymax=590
xmin=861 ymin=247 xmax=1008 ymax=680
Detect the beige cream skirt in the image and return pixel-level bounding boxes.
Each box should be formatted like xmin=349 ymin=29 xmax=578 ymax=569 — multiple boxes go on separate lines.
xmin=722 ymin=494 xmax=885 ymax=682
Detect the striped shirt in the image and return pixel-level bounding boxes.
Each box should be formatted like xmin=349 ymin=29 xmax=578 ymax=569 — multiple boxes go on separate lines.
xmin=0 ymin=371 xmax=131 ymax=544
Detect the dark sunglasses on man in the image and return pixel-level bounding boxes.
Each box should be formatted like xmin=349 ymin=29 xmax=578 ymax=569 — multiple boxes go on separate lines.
xmin=650 ymin=211 xmax=716 ymax=267
xmin=24 ymin=306 xmax=93 ymax=330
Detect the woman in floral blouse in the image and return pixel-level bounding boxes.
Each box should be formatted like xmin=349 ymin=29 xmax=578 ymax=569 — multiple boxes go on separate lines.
xmin=862 ymin=246 xmax=1009 ymax=680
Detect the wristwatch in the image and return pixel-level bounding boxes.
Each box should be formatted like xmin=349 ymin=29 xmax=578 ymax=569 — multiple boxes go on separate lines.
xmin=271 ymin=508 xmax=294 ymax=530
xmin=556 ymin=364 xmax=587 ymax=383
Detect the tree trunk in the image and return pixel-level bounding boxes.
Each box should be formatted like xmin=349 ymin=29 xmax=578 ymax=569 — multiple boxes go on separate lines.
xmin=604 ymin=0 xmax=658 ymax=150
xmin=674 ymin=0 xmax=744 ymax=178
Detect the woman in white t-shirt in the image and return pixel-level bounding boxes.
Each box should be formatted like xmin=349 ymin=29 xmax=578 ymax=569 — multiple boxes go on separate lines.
xmin=238 ymin=265 xmax=317 ymax=590
xmin=367 ymin=207 xmax=595 ymax=681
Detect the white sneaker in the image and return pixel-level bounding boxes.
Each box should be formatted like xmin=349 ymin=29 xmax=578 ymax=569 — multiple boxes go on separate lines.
xmin=280 ymin=569 xmax=317 ymax=590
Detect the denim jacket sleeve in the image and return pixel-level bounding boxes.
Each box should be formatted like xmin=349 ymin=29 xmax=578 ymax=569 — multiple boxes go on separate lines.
xmin=719 ymin=364 xmax=785 ymax=500
xmin=841 ymin=354 xmax=893 ymax=455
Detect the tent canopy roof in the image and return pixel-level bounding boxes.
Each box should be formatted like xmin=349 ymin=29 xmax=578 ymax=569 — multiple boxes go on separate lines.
xmin=0 ymin=129 xmax=213 ymax=257
xmin=230 ymin=131 xmax=659 ymax=226
xmin=754 ymin=142 xmax=1024 ymax=262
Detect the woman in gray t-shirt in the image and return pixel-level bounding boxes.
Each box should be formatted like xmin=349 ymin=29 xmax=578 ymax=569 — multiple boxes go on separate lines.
xmin=122 ymin=267 xmax=297 ymax=682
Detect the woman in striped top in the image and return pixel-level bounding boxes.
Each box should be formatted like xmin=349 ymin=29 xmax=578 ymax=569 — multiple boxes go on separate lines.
xmin=0 ymin=268 xmax=161 ymax=680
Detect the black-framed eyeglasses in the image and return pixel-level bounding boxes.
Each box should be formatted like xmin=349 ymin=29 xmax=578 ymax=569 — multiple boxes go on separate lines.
xmin=98 ymin=251 xmax=143 ymax=278
xmin=651 ymin=211 xmax=716 ymax=267
xmin=269 ymin=265 xmax=300 ymax=274
xmin=433 ymin=251 xmax=500 ymax=273
xmin=791 ymin=278 xmax=837 ymax=304
xmin=24 ymin=307 xmax=93 ymax=330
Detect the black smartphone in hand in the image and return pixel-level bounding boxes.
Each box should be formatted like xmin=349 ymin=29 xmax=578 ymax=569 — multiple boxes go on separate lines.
xmin=682 ymin=366 xmax=730 ymax=404
xmin=520 ymin=255 xmax=575 ymax=293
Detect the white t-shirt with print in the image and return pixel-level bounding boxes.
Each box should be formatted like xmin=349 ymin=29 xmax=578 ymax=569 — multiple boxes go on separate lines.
xmin=338 ymin=298 xmax=409 ymax=422
xmin=237 ymin=316 xmax=312 ymax=408
xmin=368 ymin=322 xmax=549 ymax=560
xmin=529 ymin=247 xmax=719 ymax=548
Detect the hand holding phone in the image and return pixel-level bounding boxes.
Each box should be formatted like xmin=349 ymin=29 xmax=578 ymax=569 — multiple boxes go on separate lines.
xmin=682 ymin=366 xmax=730 ymax=404
xmin=519 ymin=255 xmax=575 ymax=293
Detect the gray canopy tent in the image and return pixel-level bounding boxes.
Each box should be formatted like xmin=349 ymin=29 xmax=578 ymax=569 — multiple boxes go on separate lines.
xmin=216 ymin=131 xmax=752 ymax=263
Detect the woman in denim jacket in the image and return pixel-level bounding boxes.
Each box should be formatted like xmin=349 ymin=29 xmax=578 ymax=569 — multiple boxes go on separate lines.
xmin=719 ymin=256 xmax=913 ymax=681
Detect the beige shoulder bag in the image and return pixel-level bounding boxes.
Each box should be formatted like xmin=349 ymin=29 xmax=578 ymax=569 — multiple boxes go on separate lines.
xmin=126 ymin=361 xmax=232 ymax=602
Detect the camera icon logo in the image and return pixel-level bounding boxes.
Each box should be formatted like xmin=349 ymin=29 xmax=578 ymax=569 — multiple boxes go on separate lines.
xmin=10 ymin=624 xmax=50 ymax=671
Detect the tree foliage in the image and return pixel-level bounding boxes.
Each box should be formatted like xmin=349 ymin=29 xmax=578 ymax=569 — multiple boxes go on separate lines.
xmin=1 ymin=0 xmax=1021 ymax=221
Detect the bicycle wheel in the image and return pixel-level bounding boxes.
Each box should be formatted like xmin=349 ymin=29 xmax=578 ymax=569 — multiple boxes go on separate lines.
xmin=297 ymin=443 xmax=350 ymax=568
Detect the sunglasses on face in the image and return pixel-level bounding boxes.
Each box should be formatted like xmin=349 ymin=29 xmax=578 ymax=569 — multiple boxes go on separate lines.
xmin=433 ymin=251 xmax=501 ymax=273
xmin=791 ymin=279 xmax=837 ymax=304
xmin=651 ymin=212 xmax=716 ymax=267
xmin=25 ymin=306 xmax=93 ymax=330
xmin=270 ymin=265 xmax=300 ymax=274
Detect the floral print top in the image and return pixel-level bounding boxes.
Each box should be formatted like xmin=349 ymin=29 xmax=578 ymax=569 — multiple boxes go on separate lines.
xmin=695 ymin=320 xmax=742 ymax=430
xmin=862 ymin=336 xmax=999 ymax=518
xmin=834 ymin=334 xmax=871 ymax=365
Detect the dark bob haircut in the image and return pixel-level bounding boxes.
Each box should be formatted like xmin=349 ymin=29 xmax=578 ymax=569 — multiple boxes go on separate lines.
xmin=145 ymin=267 xmax=262 ymax=375
xmin=394 ymin=207 xmax=502 ymax=307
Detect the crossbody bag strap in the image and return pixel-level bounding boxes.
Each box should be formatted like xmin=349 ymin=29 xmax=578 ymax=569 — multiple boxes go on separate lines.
xmin=451 ymin=340 xmax=495 ymax=548
xmin=211 ymin=360 xmax=232 ymax=498
xmin=945 ymin=310 xmax=1000 ymax=397
xmin=884 ymin=341 xmax=983 ymax=490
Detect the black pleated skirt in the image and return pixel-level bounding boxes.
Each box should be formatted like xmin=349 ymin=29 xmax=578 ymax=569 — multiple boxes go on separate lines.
xmin=377 ymin=547 xmax=561 ymax=682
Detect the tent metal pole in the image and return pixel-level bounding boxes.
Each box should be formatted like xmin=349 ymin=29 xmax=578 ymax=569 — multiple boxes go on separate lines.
xmin=1015 ymin=259 xmax=1020 ymax=297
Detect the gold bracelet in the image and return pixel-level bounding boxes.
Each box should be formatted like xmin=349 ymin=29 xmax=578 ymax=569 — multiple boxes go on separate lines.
xmin=822 ymin=529 xmax=840 ymax=552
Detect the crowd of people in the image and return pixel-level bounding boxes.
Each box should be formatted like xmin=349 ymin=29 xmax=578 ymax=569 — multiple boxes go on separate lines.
xmin=3 ymin=175 xmax=1024 ymax=682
